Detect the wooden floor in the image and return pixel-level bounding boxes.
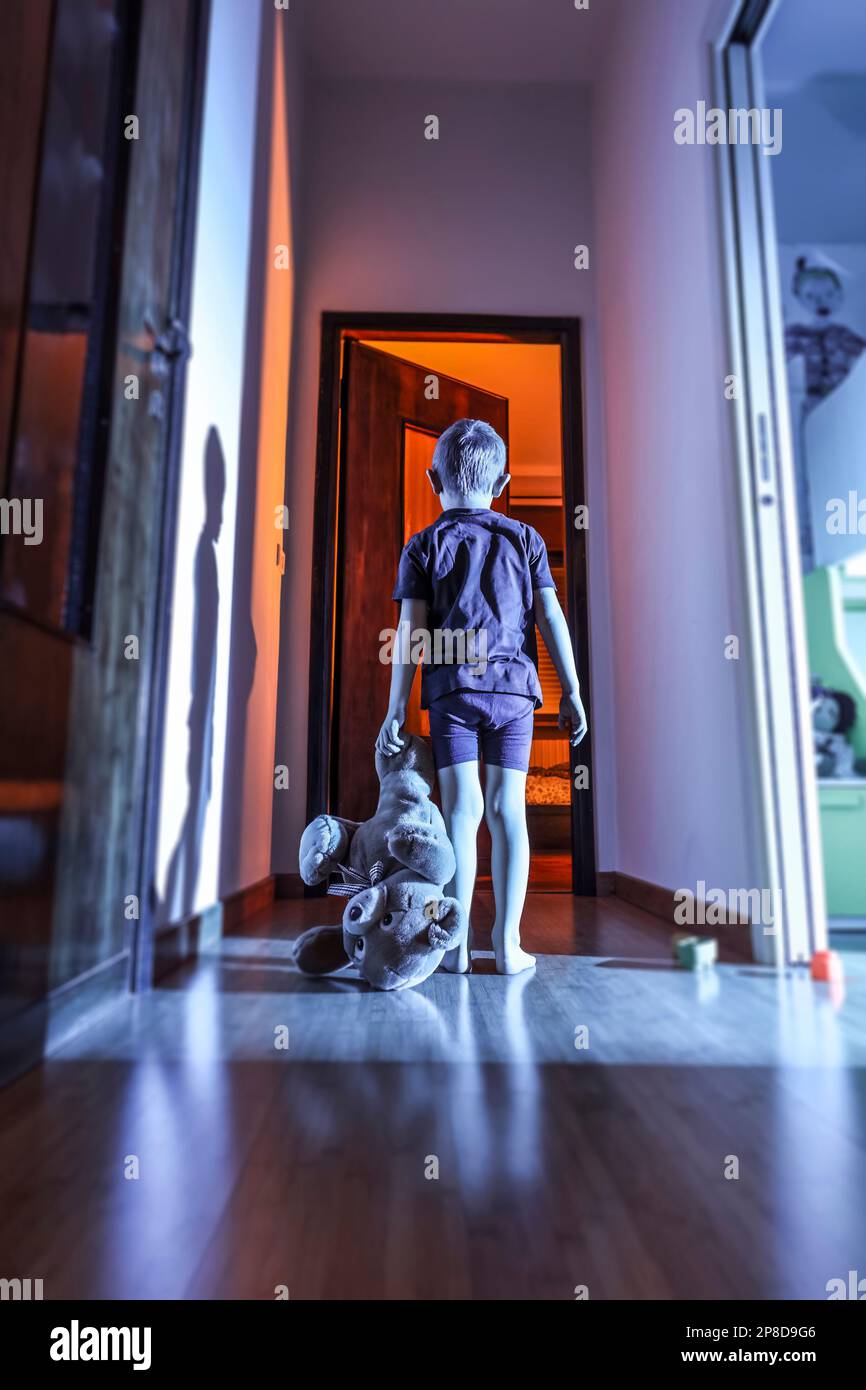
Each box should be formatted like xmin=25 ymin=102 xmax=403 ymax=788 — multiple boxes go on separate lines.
xmin=478 ymin=850 xmax=572 ymax=892
xmin=2 ymin=891 xmax=866 ymax=1300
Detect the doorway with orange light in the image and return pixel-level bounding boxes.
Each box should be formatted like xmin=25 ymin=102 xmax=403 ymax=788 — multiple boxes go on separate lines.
xmin=307 ymin=314 xmax=595 ymax=897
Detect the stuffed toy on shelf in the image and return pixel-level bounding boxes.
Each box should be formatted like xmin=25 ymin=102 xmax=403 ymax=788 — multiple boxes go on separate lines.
xmin=812 ymin=679 xmax=866 ymax=779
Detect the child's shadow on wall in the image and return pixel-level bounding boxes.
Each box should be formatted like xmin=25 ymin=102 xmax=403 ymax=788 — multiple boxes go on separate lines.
xmin=162 ymin=426 xmax=225 ymax=922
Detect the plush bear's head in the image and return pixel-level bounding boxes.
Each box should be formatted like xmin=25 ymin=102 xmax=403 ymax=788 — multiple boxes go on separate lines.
xmin=374 ymin=733 xmax=435 ymax=795
xmin=340 ymin=879 xmax=465 ymax=990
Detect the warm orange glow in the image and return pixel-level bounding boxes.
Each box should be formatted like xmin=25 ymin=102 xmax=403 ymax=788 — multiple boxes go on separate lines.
xmin=402 ymin=425 xmax=438 ymax=542
xmin=363 ymin=339 xmax=570 ymax=791
xmin=402 ymin=425 xmax=438 ymax=737
xmin=362 ymin=341 xmax=563 ymax=501
xmin=239 ymin=17 xmax=294 ymax=873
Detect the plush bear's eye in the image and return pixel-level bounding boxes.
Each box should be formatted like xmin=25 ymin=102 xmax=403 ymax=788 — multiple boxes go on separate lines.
xmin=382 ymin=913 xmax=393 ymax=927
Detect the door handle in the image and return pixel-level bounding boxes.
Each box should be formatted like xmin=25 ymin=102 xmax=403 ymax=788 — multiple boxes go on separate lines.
xmin=144 ymin=314 xmax=192 ymax=363
xmin=756 ymin=411 xmax=774 ymax=506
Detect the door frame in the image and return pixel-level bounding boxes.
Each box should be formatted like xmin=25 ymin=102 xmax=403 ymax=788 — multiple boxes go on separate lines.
xmin=712 ymin=0 xmax=826 ymax=964
xmin=130 ymin=0 xmax=211 ymax=990
xmin=307 ymin=312 xmax=597 ymax=896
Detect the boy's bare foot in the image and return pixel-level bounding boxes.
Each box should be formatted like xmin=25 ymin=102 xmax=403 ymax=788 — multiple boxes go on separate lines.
xmin=492 ymin=926 xmax=536 ymax=975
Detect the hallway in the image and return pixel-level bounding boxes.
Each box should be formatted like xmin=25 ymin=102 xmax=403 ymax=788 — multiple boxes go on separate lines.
xmin=6 ymin=0 xmax=866 ymax=1332
xmin=3 ymin=895 xmax=865 ymax=1301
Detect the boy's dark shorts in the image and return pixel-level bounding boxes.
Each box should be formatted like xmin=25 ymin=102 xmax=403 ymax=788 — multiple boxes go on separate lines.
xmin=428 ymin=690 xmax=535 ymax=772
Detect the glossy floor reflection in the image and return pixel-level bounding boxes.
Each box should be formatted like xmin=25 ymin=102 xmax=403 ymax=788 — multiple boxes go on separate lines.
xmin=1 ymin=893 xmax=865 ymax=1299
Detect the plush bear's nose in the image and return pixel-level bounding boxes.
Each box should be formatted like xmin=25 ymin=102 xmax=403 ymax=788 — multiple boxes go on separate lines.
xmin=349 ymin=905 xmax=362 ymax=921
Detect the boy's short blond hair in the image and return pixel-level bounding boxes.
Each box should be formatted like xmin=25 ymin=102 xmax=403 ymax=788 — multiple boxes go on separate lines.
xmin=432 ymin=419 xmax=506 ymax=495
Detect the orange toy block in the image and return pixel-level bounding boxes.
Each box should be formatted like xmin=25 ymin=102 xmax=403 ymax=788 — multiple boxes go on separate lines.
xmin=810 ymin=950 xmax=844 ymax=983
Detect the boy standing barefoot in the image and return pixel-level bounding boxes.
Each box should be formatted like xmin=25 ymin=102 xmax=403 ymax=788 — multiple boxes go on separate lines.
xmin=375 ymin=419 xmax=587 ymax=974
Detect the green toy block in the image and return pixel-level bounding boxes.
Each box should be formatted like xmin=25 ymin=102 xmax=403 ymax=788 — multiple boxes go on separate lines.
xmin=675 ymin=935 xmax=718 ymax=970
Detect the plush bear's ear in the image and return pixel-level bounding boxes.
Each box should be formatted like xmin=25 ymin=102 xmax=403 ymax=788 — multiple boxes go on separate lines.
xmin=427 ymin=896 xmax=465 ymax=950
xmin=293 ymin=925 xmax=350 ymax=975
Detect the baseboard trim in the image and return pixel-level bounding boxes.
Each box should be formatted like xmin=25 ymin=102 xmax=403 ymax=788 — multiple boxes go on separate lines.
xmin=275 ymin=872 xmax=305 ymax=899
xmin=2 ymin=875 xmax=278 ymax=1086
xmin=153 ymin=874 xmax=276 ymax=983
xmin=223 ymin=874 xmax=275 ymax=929
xmin=612 ymin=871 xmax=753 ymax=961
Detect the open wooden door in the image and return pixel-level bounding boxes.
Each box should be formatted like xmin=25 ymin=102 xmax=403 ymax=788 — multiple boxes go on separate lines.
xmin=0 ymin=0 xmax=206 ymax=1075
xmin=334 ymin=341 xmax=509 ymax=818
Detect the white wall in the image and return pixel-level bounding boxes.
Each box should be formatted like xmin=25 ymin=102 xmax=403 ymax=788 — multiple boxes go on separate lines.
xmin=272 ymin=77 xmax=618 ymax=871
xmin=591 ymin=0 xmax=765 ymax=893
xmin=155 ymin=1 xmax=304 ymax=922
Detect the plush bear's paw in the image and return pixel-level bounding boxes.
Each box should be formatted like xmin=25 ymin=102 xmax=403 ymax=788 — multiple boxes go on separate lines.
xmin=299 ymin=815 xmax=351 ymax=885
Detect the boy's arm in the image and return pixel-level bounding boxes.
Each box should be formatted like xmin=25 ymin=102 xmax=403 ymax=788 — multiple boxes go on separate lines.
xmin=375 ymin=597 xmax=428 ymax=755
xmin=533 ymin=587 xmax=588 ymax=746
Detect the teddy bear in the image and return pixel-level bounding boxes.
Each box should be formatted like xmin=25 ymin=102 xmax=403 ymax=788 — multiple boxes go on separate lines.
xmin=293 ymin=734 xmax=466 ymax=990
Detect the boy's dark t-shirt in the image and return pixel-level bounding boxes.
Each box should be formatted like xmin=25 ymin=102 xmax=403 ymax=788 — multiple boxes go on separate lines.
xmin=392 ymin=507 xmax=555 ymax=710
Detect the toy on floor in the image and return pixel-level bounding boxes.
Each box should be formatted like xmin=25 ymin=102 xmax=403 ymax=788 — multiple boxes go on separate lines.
xmin=672 ymin=932 xmax=718 ymax=970
xmin=293 ymin=734 xmax=466 ymax=990
xmin=810 ymin=949 xmax=844 ymax=984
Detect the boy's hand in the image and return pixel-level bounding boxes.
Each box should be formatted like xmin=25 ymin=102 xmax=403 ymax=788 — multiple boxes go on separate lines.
xmin=375 ymin=710 xmax=406 ymax=757
xmin=559 ymin=691 xmax=587 ymax=747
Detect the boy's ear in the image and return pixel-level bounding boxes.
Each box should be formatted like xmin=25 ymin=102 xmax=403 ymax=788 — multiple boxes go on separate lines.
xmin=491 ymin=472 xmax=510 ymax=499
xmin=425 ymin=467 xmax=443 ymax=496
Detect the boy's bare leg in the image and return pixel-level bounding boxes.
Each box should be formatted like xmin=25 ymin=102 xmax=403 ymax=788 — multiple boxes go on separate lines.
xmin=484 ymin=765 xmax=535 ymax=974
xmin=438 ymin=761 xmax=484 ymax=972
